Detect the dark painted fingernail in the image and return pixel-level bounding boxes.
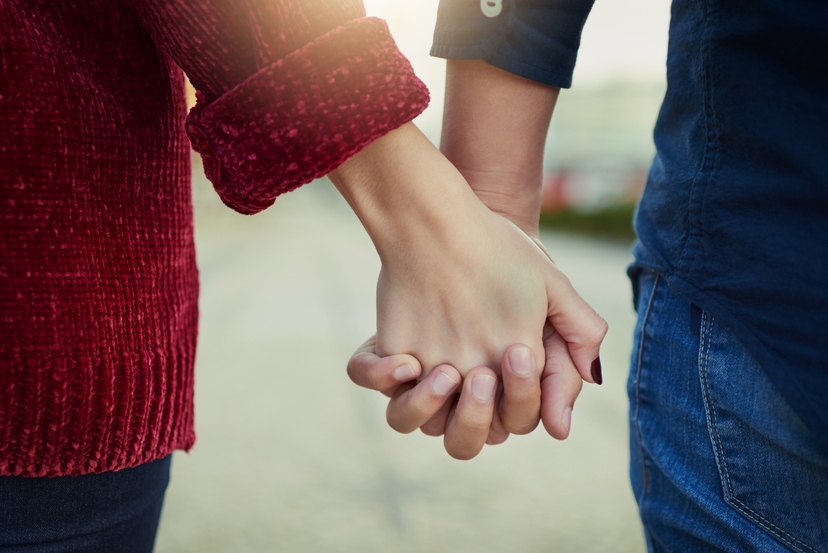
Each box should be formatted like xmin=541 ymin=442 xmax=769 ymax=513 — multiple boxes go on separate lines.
xmin=591 ymin=357 xmax=603 ymax=385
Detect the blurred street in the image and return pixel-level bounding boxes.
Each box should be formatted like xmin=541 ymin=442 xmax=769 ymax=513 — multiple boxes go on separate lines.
xmin=154 ymin=175 xmax=646 ymax=553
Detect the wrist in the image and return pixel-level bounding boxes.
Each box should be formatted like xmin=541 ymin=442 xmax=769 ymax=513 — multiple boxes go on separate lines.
xmin=329 ymin=122 xmax=483 ymax=262
xmin=440 ymin=60 xmax=558 ymax=238
xmin=451 ymin=166 xmax=543 ymax=239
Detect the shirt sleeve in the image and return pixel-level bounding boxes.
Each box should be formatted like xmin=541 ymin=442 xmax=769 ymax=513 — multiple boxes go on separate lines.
xmin=431 ymin=0 xmax=595 ymax=89
xmin=128 ymin=0 xmax=430 ymax=214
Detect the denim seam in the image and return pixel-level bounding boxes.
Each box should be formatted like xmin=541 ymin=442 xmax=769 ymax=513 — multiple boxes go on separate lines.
xmin=633 ymin=274 xmax=660 ymax=494
xmin=698 ymin=315 xmax=818 ymax=553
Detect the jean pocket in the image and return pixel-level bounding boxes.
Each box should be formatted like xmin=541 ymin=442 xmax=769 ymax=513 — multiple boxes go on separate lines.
xmin=698 ymin=313 xmax=828 ymax=553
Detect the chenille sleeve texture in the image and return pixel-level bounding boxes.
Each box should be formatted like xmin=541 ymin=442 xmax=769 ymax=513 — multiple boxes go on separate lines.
xmin=127 ymin=0 xmax=430 ymax=214
xmin=431 ymin=0 xmax=595 ymax=89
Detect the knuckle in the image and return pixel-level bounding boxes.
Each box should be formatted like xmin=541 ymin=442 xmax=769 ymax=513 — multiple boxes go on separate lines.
xmin=346 ymin=355 xmax=371 ymax=385
xmin=583 ymin=317 xmax=609 ymax=348
xmin=597 ymin=316 xmax=609 ymax=337
xmin=595 ymin=316 xmax=609 ymax=339
xmin=345 ymin=360 xmax=359 ymax=382
xmin=349 ymin=365 xmax=381 ymax=390
xmin=462 ymin=417 xmax=492 ymax=436
xmin=365 ymin=371 xmax=386 ymax=391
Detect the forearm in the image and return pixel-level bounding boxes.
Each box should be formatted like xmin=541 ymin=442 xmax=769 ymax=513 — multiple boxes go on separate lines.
xmin=129 ymin=0 xmax=429 ymax=215
xmin=441 ymin=60 xmax=559 ymax=237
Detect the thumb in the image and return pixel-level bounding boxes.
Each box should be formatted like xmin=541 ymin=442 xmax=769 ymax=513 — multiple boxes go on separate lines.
xmin=347 ymin=335 xmax=423 ymax=394
xmin=543 ymin=269 xmax=608 ymax=384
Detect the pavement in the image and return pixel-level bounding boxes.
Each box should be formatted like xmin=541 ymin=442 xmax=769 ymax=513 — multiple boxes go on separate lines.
xmin=153 ymin=173 xmax=646 ymax=553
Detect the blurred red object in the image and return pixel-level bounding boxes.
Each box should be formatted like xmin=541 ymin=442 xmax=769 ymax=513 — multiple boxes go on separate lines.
xmin=541 ymin=170 xmax=572 ymax=212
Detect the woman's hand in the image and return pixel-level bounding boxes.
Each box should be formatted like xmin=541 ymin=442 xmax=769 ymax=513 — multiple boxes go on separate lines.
xmin=330 ymin=122 xmax=606 ymax=459
xmin=330 ymin=122 xmax=605 ymax=385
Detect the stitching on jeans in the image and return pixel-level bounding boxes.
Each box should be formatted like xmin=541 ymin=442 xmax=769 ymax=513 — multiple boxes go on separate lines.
xmin=729 ymin=497 xmax=818 ymax=553
xmin=698 ymin=316 xmax=818 ymax=553
xmin=699 ymin=312 xmax=720 ymax=471
xmin=634 ymin=273 xmax=660 ymax=493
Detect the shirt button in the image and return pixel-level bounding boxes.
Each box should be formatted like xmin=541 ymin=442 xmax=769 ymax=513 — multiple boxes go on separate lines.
xmin=480 ymin=0 xmax=502 ymax=18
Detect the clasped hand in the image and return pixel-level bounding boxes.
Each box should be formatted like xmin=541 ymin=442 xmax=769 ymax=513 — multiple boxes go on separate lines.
xmin=330 ymin=123 xmax=607 ymax=460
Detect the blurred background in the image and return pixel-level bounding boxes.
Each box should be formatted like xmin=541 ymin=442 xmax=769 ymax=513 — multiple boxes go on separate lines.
xmin=155 ymin=1 xmax=670 ymax=551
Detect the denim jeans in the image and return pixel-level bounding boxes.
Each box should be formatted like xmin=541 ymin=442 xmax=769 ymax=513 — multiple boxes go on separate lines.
xmin=0 ymin=455 xmax=171 ymax=552
xmin=628 ymin=269 xmax=828 ymax=553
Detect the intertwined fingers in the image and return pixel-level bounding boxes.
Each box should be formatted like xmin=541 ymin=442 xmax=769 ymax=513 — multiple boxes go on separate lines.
xmin=539 ymin=324 xmax=584 ymax=440
xmin=386 ymin=365 xmax=461 ymax=434
xmin=499 ymin=344 xmax=542 ymax=435
xmin=444 ymin=366 xmax=498 ymax=460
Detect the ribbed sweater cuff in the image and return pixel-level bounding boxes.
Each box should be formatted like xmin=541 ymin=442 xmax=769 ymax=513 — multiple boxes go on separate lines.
xmin=185 ymin=17 xmax=430 ymax=215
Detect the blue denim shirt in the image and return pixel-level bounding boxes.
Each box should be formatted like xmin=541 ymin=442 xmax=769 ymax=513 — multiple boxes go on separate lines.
xmin=432 ymin=0 xmax=828 ymax=449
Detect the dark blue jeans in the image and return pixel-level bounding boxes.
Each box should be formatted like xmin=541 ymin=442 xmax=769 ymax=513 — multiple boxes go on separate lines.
xmin=0 ymin=455 xmax=171 ymax=552
xmin=629 ymin=270 xmax=828 ymax=552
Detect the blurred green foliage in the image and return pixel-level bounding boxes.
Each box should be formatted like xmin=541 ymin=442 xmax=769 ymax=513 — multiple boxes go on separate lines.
xmin=539 ymin=203 xmax=637 ymax=241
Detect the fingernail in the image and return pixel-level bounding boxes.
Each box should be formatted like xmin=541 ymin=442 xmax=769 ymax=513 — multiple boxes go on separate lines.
xmin=471 ymin=374 xmax=496 ymax=401
xmin=393 ymin=363 xmax=416 ymax=382
xmin=432 ymin=371 xmax=458 ymax=396
xmin=562 ymin=407 xmax=572 ymax=434
xmin=591 ymin=357 xmax=603 ymax=385
xmin=508 ymin=346 xmax=534 ymax=377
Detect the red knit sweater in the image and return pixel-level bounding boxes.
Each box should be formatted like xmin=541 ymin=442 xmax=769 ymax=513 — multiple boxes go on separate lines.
xmin=0 ymin=0 xmax=428 ymax=477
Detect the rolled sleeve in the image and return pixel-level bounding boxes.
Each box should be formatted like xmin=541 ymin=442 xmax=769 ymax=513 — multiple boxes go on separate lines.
xmin=431 ymin=0 xmax=595 ymax=88
xmin=129 ymin=0 xmax=429 ymax=215
xmin=186 ymin=18 xmax=429 ymax=214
